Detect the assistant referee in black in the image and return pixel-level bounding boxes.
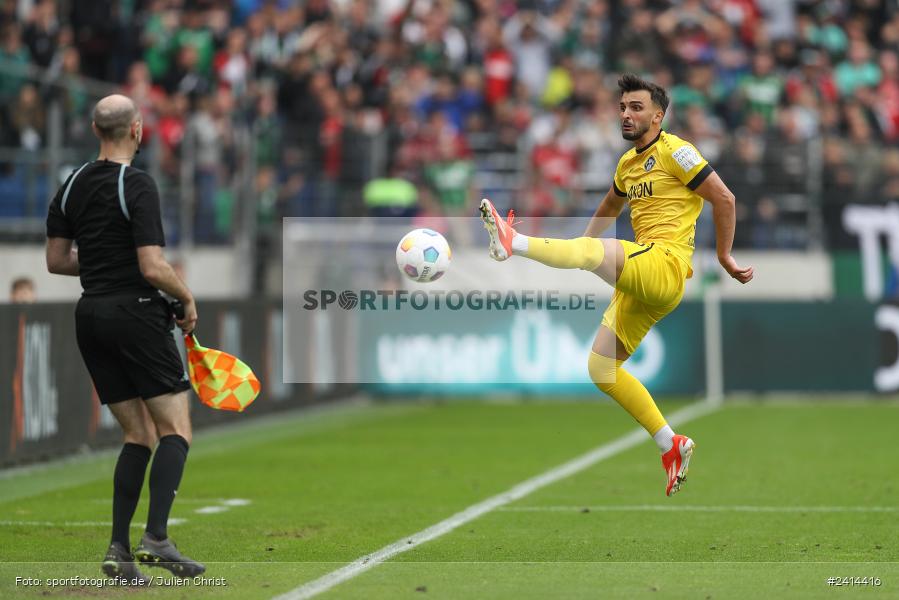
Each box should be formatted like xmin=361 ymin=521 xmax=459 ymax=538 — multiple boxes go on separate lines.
xmin=46 ymin=94 xmax=204 ymax=583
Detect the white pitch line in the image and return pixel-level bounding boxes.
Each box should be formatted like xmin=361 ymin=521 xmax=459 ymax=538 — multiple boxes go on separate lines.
xmin=500 ymin=505 xmax=899 ymax=513
xmin=221 ymin=498 xmax=252 ymax=507
xmin=274 ymin=400 xmax=718 ymax=600
xmin=0 ymin=518 xmax=187 ymax=527
xmin=195 ymin=506 xmax=230 ymax=514
xmin=90 ymin=497 xmax=252 ymax=505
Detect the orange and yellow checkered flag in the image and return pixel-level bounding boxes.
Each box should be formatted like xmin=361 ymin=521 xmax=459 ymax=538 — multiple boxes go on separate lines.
xmin=185 ymin=334 xmax=261 ymax=412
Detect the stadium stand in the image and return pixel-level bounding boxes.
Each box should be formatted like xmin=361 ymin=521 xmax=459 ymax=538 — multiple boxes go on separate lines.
xmin=1 ymin=0 xmax=898 ymax=257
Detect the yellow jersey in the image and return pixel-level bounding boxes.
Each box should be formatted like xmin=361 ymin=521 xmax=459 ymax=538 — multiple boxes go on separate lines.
xmin=612 ymin=130 xmax=712 ymax=277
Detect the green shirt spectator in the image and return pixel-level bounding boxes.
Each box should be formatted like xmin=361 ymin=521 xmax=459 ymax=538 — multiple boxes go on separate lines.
xmin=0 ymin=29 xmax=31 ymax=102
xmin=424 ymin=159 xmax=474 ymax=211
xmin=738 ymin=52 xmax=783 ymax=124
xmin=672 ymin=83 xmax=711 ymax=110
xmin=835 ymin=42 xmax=881 ymax=97
xmin=255 ymin=114 xmax=281 ymax=168
xmin=143 ymin=10 xmax=178 ymax=82
xmin=810 ymin=23 xmax=848 ymax=57
xmin=174 ymin=18 xmax=214 ymax=77
xmin=672 ymin=65 xmax=724 ymax=114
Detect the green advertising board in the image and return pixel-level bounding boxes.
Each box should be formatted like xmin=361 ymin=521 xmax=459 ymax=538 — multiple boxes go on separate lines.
xmin=355 ymin=299 xmax=886 ymax=395
xmin=358 ymin=301 xmax=706 ymax=395
xmin=721 ymin=300 xmax=880 ymax=392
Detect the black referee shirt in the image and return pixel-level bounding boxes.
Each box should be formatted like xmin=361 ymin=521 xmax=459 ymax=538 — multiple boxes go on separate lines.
xmin=46 ymin=159 xmax=166 ymax=297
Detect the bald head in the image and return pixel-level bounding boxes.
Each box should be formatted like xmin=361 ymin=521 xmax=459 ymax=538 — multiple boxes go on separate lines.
xmin=92 ymin=94 xmax=140 ymax=142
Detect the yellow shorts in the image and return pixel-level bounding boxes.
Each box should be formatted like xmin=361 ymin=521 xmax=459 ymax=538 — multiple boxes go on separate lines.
xmin=600 ymin=240 xmax=688 ymax=355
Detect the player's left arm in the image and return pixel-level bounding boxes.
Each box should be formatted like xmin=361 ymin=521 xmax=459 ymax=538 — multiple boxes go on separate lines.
xmin=46 ymin=237 xmax=79 ymax=276
xmin=694 ymin=172 xmax=754 ymax=284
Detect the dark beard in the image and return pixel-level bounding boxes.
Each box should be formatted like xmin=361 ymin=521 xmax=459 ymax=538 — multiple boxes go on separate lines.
xmin=621 ymin=124 xmax=648 ymax=141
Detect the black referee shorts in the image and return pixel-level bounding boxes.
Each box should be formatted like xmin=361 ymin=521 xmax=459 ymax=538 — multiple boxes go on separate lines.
xmin=75 ymin=292 xmax=191 ymax=405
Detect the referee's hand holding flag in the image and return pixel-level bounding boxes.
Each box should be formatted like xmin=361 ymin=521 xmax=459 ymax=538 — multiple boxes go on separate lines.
xmin=170 ymin=301 xmax=261 ymax=412
xmin=171 ymin=297 xmax=197 ymax=334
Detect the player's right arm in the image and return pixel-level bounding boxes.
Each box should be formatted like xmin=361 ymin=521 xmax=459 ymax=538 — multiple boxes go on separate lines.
xmin=46 ymin=237 xmax=79 ymax=275
xmin=137 ymin=246 xmax=197 ymax=333
xmin=45 ymin=177 xmax=78 ymax=275
xmin=583 ymin=185 xmax=626 ymax=238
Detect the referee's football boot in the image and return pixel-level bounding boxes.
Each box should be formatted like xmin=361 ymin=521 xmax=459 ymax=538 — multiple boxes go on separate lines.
xmin=479 ymin=198 xmax=520 ymax=261
xmin=135 ymin=533 xmax=206 ymax=578
xmin=101 ymin=541 xmax=150 ymax=585
xmin=662 ymin=434 xmax=695 ymax=496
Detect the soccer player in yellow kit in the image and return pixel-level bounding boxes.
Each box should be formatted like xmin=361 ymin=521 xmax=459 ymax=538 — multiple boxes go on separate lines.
xmin=480 ymin=74 xmax=753 ymax=496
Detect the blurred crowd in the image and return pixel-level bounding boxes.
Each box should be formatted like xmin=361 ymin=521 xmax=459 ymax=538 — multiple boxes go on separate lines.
xmin=2 ymin=0 xmax=899 ymax=249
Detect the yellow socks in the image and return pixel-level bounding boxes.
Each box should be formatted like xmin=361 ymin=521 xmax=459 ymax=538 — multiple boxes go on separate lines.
xmin=588 ymin=351 xmax=667 ymax=436
xmin=518 ymin=236 xmax=605 ymax=271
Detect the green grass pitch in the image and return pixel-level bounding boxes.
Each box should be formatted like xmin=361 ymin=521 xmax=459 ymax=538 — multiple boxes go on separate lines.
xmin=1 ymin=398 xmax=897 ymax=599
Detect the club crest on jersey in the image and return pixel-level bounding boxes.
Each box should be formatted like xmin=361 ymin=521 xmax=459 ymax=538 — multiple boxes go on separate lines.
xmin=644 ymin=156 xmax=656 ymax=172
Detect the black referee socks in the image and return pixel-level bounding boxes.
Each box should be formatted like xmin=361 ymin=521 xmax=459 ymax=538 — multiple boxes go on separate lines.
xmin=112 ymin=442 xmax=152 ymax=549
xmin=146 ymin=434 xmax=190 ymax=541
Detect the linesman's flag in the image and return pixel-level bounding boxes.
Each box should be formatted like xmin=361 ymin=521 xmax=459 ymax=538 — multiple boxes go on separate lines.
xmin=185 ymin=334 xmax=261 ymax=411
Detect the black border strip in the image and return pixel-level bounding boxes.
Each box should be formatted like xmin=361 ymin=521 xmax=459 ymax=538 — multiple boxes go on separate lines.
xmin=636 ymin=131 xmax=662 ymax=154
xmin=687 ymin=164 xmax=714 ymax=190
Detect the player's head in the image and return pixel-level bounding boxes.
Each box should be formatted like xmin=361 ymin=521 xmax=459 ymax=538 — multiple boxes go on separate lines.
xmin=10 ymin=276 xmax=35 ymax=304
xmin=92 ymin=94 xmax=142 ymax=149
xmin=617 ymin=74 xmax=669 ymax=142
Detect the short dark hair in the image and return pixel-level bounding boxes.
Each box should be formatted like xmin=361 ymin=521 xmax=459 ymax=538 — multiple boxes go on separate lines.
xmin=617 ymin=73 xmax=669 ymax=114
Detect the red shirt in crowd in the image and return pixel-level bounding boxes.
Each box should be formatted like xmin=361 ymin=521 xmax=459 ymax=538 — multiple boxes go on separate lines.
xmin=531 ymin=142 xmax=578 ymax=187
xmin=320 ymin=116 xmax=343 ymax=179
xmin=878 ymin=78 xmax=899 ymax=141
xmin=157 ymin=115 xmax=185 ymax=151
xmin=484 ymin=48 xmax=514 ymax=106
